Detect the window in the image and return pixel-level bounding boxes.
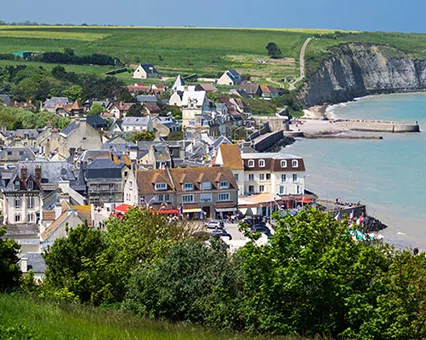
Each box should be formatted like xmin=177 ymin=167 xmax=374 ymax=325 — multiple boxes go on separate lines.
xmin=183 ymin=183 xmax=193 ymax=191
xmin=15 ymin=214 xmax=21 ymax=223
xmin=155 ymin=183 xmax=167 ymax=191
xmin=234 ymin=173 xmax=239 ymax=181
xmin=259 ymin=174 xmax=265 ymax=180
xmin=27 ymin=180 xmax=33 ymax=190
xmin=201 ymin=182 xmax=212 ymax=190
xmin=27 ymin=197 xmax=34 ymax=209
xmin=14 ymin=180 xmax=20 ymax=190
xmin=281 ymin=160 xmax=287 ymax=168
xmin=200 ymin=193 xmax=212 ymax=202
xmin=259 ymin=185 xmax=265 ymax=192
xmin=281 ymin=174 xmax=287 ymax=182
xmin=19 ymin=151 xmax=24 ymax=156
xmin=7 ymin=151 xmax=12 ymax=156
xmin=248 ymin=174 xmax=254 ymax=181
xmin=259 ymin=159 xmax=265 ymax=167
xmin=279 ymin=186 xmax=286 ymax=195
xmin=219 ymin=181 xmax=229 ymax=189
xmin=182 ymin=194 xmax=194 ymax=203
xmin=248 ymin=185 xmax=254 ymax=194
xmin=292 ymin=160 xmax=299 ymax=167
xmin=218 ymin=192 xmax=230 ymax=201
xmin=14 ymin=198 xmax=21 ymax=209
xmin=266 ymin=173 xmax=271 ymax=180
xmin=158 ymin=194 xmax=170 ymax=202
xmin=297 ymin=185 xmax=301 ymax=194
xmin=248 ymin=160 xmax=254 ymax=167
xmin=27 ymin=213 xmax=34 ymax=222
xmin=293 ymin=174 xmax=298 ymax=182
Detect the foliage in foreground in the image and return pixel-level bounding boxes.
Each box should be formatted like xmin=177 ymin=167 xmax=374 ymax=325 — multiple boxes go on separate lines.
xmin=0 ymin=226 xmax=21 ymax=291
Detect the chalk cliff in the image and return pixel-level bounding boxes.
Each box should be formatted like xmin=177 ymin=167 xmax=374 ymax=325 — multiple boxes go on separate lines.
xmin=299 ymin=43 xmax=426 ymax=107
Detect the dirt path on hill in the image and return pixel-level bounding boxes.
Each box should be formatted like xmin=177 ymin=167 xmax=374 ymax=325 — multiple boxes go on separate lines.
xmin=289 ymin=37 xmax=312 ymax=91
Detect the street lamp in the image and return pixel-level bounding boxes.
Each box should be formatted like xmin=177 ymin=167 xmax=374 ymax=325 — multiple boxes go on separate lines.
xmin=141 ymin=197 xmax=155 ymax=209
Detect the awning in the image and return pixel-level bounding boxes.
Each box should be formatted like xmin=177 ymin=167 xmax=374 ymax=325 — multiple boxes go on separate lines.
xmin=115 ymin=203 xmax=133 ymax=213
xmin=215 ymin=207 xmax=237 ymax=212
xmin=154 ymin=209 xmax=180 ymax=215
xmin=183 ymin=208 xmax=202 ymax=213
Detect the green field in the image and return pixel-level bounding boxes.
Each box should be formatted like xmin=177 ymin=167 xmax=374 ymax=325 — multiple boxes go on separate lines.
xmin=1 ymin=26 xmax=426 ymax=84
xmin=0 ymin=294 xmax=298 ymax=340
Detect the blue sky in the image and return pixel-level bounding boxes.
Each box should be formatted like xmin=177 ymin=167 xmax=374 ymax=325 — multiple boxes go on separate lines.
xmin=2 ymin=0 xmax=423 ymax=33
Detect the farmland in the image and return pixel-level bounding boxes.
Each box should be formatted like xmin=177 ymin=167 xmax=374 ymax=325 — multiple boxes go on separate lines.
xmin=1 ymin=26 xmax=426 ymax=84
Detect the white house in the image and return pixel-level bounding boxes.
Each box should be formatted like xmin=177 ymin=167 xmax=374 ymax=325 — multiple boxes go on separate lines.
xmin=121 ymin=116 xmax=153 ymax=132
xmin=181 ymin=91 xmax=209 ymax=127
xmin=217 ymin=69 xmax=242 ymax=86
xmin=133 ymin=64 xmax=159 ymax=79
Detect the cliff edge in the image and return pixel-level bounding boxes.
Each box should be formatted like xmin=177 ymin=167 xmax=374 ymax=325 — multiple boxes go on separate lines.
xmin=299 ymin=43 xmax=426 ymax=107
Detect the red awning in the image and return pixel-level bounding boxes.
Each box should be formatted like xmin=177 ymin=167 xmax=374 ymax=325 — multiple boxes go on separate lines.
xmin=298 ymin=197 xmax=313 ymax=203
xmin=114 ymin=204 xmax=133 ymax=213
xmin=153 ymin=209 xmax=180 ymax=215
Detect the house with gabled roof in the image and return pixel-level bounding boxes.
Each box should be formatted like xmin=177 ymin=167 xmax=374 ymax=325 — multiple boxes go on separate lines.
xmin=217 ymin=69 xmax=242 ymax=86
xmin=42 ymin=97 xmax=71 ymax=113
xmin=124 ymin=166 xmax=238 ymax=219
xmin=212 ymin=144 xmax=244 ymax=195
xmin=260 ymin=84 xmax=281 ymax=98
xmin=133 ymin=64 xmax=159 ymax=79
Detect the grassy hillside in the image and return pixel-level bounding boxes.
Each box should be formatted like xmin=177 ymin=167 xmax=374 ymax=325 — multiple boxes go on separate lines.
xmin=1 ymin=26 xmax=426 ymax=85
xmin=0 ymin=293 xmax=298 ymax=340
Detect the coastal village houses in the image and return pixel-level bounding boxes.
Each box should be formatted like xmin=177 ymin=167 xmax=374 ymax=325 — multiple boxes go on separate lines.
xmin=123 ymin=166 xmax=238 ymax=219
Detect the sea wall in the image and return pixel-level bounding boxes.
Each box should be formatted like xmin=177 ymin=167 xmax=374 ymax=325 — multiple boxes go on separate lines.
xmin=299 ymin=43 xmax=426 ymax=107
xmin=335 ymin=120 xmax=420 ymax=132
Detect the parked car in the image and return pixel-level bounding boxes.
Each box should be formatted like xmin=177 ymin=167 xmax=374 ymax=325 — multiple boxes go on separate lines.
xmin=243 ymin=216 xmax=264 ymax=226
xmin=211 ymin=229 xmax=232 ymax=240
xmin=206 ymin=220 xmax=225 ymax=229
xmin=251 ymin=224 xmax=271 ymax=237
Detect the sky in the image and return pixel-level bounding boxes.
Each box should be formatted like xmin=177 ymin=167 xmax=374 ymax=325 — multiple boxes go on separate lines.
xmin=2 ymin=0 xmax=424 ymax=33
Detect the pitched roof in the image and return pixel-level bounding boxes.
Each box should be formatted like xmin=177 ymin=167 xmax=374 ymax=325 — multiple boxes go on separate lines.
xmin=70 ymin=99 xmax=83 ymax=110
xmin=136 ymin=167 xmax=238 ymax=195
xmin=172 ymin=75 xmax=185 ymax=90
xmin=86 ymin=115 xmax=107 ymax=128
xmin=139 ymin=64 xmax=158 ymax=74
xmin=43 ymin=97 xmax=70 ymax=109
xmin=196 ymin=84 xmax=217 ymax=92
xmin=260 ymin=84 xmax=280 ymax=94
xmin=181 ymin=91 xmax=206 ymax=107
xmin=239 ymin=83 xmax=260 ymax=95
xmin=122 ymin=116 xmax=151 ymax=126
xmin=135 ymin=95 xmax=158 ymax=103
xmin=218 ymin=144 xmax=244 ymax=170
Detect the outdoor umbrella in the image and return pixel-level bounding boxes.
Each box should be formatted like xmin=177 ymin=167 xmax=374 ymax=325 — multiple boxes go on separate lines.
xmin=298 ymin=197 xmax=313 ymax=204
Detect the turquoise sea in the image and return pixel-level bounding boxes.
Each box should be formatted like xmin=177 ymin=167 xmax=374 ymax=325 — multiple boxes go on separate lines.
xmin=287 ymin=93 xmax=426 ymax=249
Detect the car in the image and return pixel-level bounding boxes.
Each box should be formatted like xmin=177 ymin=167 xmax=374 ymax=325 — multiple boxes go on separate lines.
xmin=206 ymin=220 xmax=225 ymax=229
xmin=243 ymin=216 xmax=264 ymax=226
xmin=251 ymin=224 xmax=272 ymax=236
xmin=211 ymin=229 xmax=232 ymax=240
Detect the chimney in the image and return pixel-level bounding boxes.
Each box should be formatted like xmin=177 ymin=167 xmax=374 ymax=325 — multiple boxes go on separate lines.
xmin=20 ymin=257 xmax=28 ymax=273
xmin=35 ymin=166 xmax=42 ymax=183
xmin=20 ymin=165 xmax=27 ymax=181
xmin=54 ymin=202 xmax=62 ymax=219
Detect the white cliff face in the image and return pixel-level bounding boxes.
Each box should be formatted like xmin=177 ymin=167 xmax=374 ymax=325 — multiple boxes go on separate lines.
xmin=299 ymin=43 xmax=426 ymax=107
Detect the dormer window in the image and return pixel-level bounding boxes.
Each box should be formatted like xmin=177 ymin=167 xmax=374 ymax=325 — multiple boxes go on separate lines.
xmin=183 ymin=183 xmax=193 ymax=191
xmin=27 ymin=180 xmax=33 ymax=190
xmin=219 ymin=181 xmax=229 ymax=189
xmin=14 ymin=180 xmax=20 ymax=190
xmin=201 ymin=182 xmax=212 ymax=190
xmin=155 ymin=183 xmax=167 ymax=191
xmin=259 ymin=159 xmax=265 ymax=167
xmin=292 ymin=160 xmax=299 ymax=167
xmin=248 ymin=160 xmax=254 ymax=167
xmin=281 ymin=160 xmax=287 ymax=168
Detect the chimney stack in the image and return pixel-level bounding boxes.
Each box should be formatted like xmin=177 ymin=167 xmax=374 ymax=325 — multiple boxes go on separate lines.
xmin=20 ymin=257 xmax=28 ymax=273
xmin=20 ymin=165 xmax=27 ymax=181
xmin=35 ymin=165 xmax=42 ymax=183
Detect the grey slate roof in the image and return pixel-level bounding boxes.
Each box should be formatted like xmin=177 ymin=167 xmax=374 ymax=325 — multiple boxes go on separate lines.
xmin=16 ymin=160 xmax=77 ymax=183
xmin=4 ymin=224 xmax=39 ymax=237
xmin=0 ymin=94 xmax=11 ymax=105
xmin=18 ymin=253 xmax=47 ymax=274
xmin=135 ymin=95 xmax=158 ymax=103
xmin=85 ymin=158 xmax=125 ymax=179
xmin=43 ymin=97 xmax=70 ymax=109
xmin=122 ymin=117 xmax=151 ymax=127
xmin=61 ymin=121 xmax=78 ymax=136
xmin=139 ymin=64 xmax=158 ymax=74
xmin=86 ymin=115 xmax=107 ymax=129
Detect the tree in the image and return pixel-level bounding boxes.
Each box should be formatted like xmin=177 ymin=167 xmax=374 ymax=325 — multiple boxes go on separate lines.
xmin=0 ymin=227 xmax=21 ymax=291
xmin=237 ymin=209 xmax=393 ymax=336
xmin=130 ymin=130 xmax=155 ymax=142
xmin=123 ymin=239 xmax=243 ymax=329
xmin=117 ymin=88 xmax=133 ymax=102
xmin=11 ymin=78 xmax=39 ymax=101
xmin=43 ymin=224 xmax=107 ymax=304
xmin=63 ymin=85 xmax=83 ymax=101
xmin=87 ymin=103 xmax=103 ymax=116
xmin=127 ymin=103 xmax=144 ymax=117
xmin=266 ymin=42 xmax=283 ymax=59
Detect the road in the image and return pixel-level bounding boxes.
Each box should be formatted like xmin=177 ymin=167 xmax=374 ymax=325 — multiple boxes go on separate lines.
xmin=289 ymin=37 xmax=312 ymax=91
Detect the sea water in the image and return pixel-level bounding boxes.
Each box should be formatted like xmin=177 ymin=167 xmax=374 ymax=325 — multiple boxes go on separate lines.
xmin=287 ymin=93 xmax=426 ymax=249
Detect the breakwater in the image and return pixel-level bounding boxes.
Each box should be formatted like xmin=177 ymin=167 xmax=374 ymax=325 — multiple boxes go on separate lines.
xmin=334 ymin=119 xmax=420 ymax=133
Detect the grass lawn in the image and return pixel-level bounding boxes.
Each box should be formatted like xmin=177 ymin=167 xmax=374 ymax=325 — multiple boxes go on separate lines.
xmin=0 ymin=293 xmax=304 ymax=340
